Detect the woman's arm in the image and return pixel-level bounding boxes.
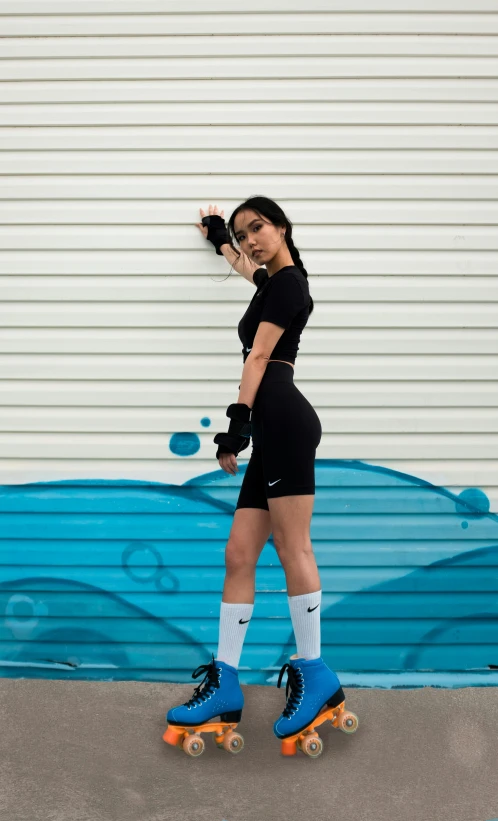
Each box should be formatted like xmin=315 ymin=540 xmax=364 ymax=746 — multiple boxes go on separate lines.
xmin=237 ymin=353 xmax=268 ymax=409
xmin=219 ymin=243 xmax=262 ymax=284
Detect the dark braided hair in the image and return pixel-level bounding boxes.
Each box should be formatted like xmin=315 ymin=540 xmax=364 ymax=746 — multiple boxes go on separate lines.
xmin=226 ymin=196 xmax=314 ymax=316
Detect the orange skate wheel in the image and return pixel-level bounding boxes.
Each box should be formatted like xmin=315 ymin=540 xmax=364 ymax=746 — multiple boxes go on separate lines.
xmin=337 ymin=711 xmax=359 ymax=734
xmin=182 ymin=733 xmax=205 ymax=757
xmin=297 ymin=730 xmax=317 ymax=752
xmin=301 ymin=734 xmax=323 ymax=758
xmin=296 ymin=731 xmax=315 ymax=752
xmin=222 ymin=730 xmax=245 ymax=754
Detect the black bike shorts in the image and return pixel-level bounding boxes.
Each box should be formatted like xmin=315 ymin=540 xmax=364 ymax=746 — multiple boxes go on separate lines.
xmin=235 ymin=361 xmax=322 ymax=511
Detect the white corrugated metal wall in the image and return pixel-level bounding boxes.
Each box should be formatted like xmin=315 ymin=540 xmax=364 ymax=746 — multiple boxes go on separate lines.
xmin=0 ymin=1 xmax=497 ymax=685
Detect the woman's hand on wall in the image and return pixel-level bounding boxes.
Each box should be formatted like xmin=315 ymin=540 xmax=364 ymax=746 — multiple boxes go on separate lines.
xmin=196 ymin=204 xmax=225 ymax=240
xmin=197 ymin=204 xmax=231 ymax=255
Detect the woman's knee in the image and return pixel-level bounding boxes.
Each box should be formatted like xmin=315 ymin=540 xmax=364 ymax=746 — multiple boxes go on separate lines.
xmin=225 ymin=538 xmax=260 ymax=573
xmin=272 ymin=533 xmax=313 ymax=564
xmin=224 ymin=507 xmax=271 ymax=572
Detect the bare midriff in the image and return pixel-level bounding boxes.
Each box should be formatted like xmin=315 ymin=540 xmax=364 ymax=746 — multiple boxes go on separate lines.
xmin=268 ymin=359 xmax=294 ymax=369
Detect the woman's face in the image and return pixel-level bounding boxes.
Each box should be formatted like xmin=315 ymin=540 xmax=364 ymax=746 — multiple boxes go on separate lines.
xmin=233 ymin=210 xmax=283 ymax=264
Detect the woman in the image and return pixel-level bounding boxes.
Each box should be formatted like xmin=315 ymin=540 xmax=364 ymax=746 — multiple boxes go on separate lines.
xmin=165 ymin=197 xmax=346 ymax=753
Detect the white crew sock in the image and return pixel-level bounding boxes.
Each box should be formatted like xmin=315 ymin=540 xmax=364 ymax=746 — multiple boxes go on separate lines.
xmin=216 ymin=601 xmax=254 ymax=670
xmin=287 ymin=589 xmax=322 ymax=660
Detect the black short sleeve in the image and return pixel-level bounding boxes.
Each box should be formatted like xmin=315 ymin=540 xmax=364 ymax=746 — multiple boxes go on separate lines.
xmin=260 ymin=274 xmax=308 ymax=330
xmin=253 ymin=268 xmax=268 ymax=288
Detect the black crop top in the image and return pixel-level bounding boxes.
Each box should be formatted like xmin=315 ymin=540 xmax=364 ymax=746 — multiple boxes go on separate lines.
xmin=237 ymin=265 xmax=310 ymax=365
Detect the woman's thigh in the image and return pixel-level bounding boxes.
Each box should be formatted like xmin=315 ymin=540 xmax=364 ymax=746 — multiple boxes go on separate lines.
xmin=267 ymin=494 xmax=315 ymax=553
xmin=235 ymin=442 xmax=269 ymax=512
xmin=231 ymin=445 xmax=272 ymax=566
xmin=256 ymin=383 xmax=322 ymax=499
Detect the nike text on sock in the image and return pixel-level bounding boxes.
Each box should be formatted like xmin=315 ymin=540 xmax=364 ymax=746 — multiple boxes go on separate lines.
xmin=216 ymin=601 xmax=254 ymax=670
xmin=287 ymin=589 xmax=322 ymax=661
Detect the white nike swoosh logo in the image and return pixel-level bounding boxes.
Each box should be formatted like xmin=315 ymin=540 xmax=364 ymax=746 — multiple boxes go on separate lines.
xmin=268 ymin=479 xmax=281 ymax=486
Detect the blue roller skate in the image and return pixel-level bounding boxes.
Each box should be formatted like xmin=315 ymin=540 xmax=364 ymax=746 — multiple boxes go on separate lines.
xmin=273 ymin=653 xmax=359 ymax=757
xmin=163 ymin=653 xmax=245 ymax=757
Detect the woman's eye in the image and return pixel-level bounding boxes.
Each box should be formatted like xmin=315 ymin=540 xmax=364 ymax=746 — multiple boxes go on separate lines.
xmin=237 ymin=226 xmax=259 ymax=241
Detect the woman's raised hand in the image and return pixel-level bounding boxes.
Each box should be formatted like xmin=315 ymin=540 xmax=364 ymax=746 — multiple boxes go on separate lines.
xmin=196 ymin=204 xmax=225 ymax=238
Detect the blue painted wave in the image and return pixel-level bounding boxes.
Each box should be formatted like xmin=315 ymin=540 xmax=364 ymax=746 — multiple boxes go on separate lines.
xmin=0 ymin=460 xmax=497 ymax=686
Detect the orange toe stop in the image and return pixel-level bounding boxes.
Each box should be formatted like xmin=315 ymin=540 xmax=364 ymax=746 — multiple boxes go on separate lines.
xmin=163 ymin=726 xmax=183 ymax=746
xmin=281 ymin=739 xmax=297 ymax=756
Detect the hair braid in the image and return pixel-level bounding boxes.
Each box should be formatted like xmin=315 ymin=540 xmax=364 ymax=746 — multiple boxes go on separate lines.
xmin=286 ymin=232 xmax=314 ymax=314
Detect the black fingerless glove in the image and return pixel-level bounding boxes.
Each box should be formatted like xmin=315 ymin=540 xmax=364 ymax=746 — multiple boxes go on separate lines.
xmin=214 ymin=403 xmax=252 ymax=460
xmin=201 ymin=214 xmax=230 ymax=256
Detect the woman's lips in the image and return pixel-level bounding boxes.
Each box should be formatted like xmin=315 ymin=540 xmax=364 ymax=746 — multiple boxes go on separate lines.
xmin=253 ymin=250 xmax=262 ymax=257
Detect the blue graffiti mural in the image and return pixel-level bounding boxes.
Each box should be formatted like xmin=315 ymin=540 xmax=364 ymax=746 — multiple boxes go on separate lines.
xmin=0 ymin=460 xmax=497 ymax=686
xmin=169 ymin=432 xmax=201 ymax=457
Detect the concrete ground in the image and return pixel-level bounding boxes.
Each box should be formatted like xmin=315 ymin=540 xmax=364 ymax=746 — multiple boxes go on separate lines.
xmin=1 ymin=679 xmax=497 ymax=821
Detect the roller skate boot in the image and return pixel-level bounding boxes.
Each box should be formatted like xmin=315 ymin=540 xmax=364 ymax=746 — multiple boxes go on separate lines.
xmin=163 ymin=653 xmax=245 ymax=757
xmin=273 ymin=653 xmax=359 ymax=757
